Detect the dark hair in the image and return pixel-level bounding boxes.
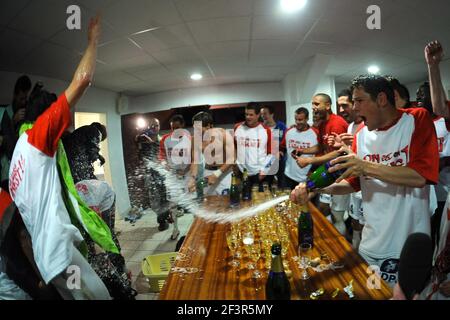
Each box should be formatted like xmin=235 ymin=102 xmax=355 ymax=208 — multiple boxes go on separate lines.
xmin=245 ymin=102 xmax=261 ymax=114
xmin=338 ymin=89 xmax=353 ymax=103
xmin=261 ymin=105 xmax=275 ymax=115
xmin=314 ymin=93 xmax=332 ymax=105
xmin=91 ymin=122 xmax=107 ymax=141
xmin=351 ymin=75 xmax=396 ymax=107
xmin=295 ymin=107 xmax=309 ymax=118
xmin=25 ymin=82 xmax=57 ymax=122
xmin=170 ymin=114 xmax=185 ymax=126
xmin=192 ymin=111 xmax=213 ymax=128
xmin=386 ymin=76 xmax=411 ymax=106
xmin=14 ymin=75 xmax=32 ymax=95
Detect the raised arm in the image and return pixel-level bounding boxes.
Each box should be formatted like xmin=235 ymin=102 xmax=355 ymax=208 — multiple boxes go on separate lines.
xmin=65 ymin=14 xmax=101 ymax=108
xmin=425 ymin=41 xmax=449 ymax=118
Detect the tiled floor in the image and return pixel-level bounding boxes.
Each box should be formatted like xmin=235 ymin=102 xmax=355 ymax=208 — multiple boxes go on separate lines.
xmin=115 ymin=210 xmax=194 ymax=300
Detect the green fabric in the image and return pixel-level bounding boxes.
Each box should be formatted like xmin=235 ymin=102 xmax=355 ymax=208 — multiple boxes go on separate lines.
xmin=20 ymin=123 xmax=119 ymax=254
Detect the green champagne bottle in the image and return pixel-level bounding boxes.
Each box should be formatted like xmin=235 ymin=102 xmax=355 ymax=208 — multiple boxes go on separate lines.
xmin=229 ymin=173 xmax=240 ymax=207
xmin=306 ymin=160 xmax=346 ymax=190
xmin=242 ymin=169 xmax=251 ymax=201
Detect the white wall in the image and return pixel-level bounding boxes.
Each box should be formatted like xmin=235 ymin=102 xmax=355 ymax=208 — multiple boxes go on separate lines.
xmin=0 ymin=70 xmax=131 ymax=217
xmin=129 ymin=82 xmax=284 ymax=113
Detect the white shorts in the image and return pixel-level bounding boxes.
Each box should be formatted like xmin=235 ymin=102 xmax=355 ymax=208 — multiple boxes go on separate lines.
xmin=331 ymin=194 xmax=350 ymax=212
xmin=204 ymin=168 xmax=232 ymax=196
xmin=348 ymin=191 xmax=365 ymax=224
xmin=358 ymin=251 xmax=399 ymax=288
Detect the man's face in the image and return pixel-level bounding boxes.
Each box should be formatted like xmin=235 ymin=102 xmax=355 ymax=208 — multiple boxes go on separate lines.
xmin=312 ymin=96 xmax=330 ymax=124
xmin=337 ymin=96 xmax=355 ymax=124
xmin=295 ymin=112 xmax=308 ymax=131
xmin=171 ymin=121 xmax=183 ymax=131
xmin=13 ymin=90 xmax=29 ymax=110
xmin=245 ymin=109 xmax=260 ymax=127
xmin=416 ymin=85 xmax=432 ymax=114
xmin=260 ymin=107 xmax=273 ymax=123
xmin=148 ymin=119 xmax=160 ymax=134
xmin=352 ymin=87 xmax=381 ymax=131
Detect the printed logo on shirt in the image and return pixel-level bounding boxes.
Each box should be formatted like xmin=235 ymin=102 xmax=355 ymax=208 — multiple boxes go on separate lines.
xmin=380 ymin=258 xmax=399 ymax=284
xmin=363 ymin=145 xmax=409 ymax=167
xmin=237 ymin=137 xmax=261 ymax=148
xmin=288 ymin=140 xmax=311 ymax=149
xmin=9 ymin=154 xmax=26 ymax=199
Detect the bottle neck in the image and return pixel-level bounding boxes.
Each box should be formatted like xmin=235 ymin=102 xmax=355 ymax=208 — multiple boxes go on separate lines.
xmin=270 ymin=254 xmax=284 ymax=273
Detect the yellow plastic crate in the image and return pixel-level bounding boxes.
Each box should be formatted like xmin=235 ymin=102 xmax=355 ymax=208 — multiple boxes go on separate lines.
xmin=142 ymin=252 xmax=177 ymax=292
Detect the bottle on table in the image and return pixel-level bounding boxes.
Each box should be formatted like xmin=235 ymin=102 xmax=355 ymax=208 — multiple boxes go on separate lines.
xmin=298 ymin=205 xmax=314 ymax=248
xmin=265 ymin=242 xmax=291 ymax=300
xmin=229 ymin=173 xmax=240 ymax=208
xmin=241 ymin=168 xmax=251 ymax=201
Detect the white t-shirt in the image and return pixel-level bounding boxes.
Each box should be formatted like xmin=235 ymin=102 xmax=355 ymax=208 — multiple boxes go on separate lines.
xmin=433 ymin=117 xmax=450 ymax=202
xmin=281 ymin=127 xmax=318 ymax=182
xmin=9 ymin=94 xmax=83 ymax=284
xmin=159 ymin=130 xmax=191 ymax=172
xmin=346 ymin=108 xmax=439 ymax=260
xmin=234 ymin=122 xmax=273 ymax=176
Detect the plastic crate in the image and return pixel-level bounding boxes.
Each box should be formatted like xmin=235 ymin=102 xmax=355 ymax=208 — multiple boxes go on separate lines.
xmin=142 ymin=252 xmax=177 ymax=292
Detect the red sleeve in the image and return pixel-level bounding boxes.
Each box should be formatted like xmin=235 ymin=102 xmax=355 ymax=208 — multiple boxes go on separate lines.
xmin=28 ymin=93 xmax=71 ymax=157
xmin=345 ymin=131 xmax=361 ymax=191
xmin=0 ymin=188 xmax=13 ymax=222
xmin=406 ymin=109 xmax=439 ymax=184
xmin=280 ymin=130 xmax=288 ymax=151
xmin=330 ymin=115 xmax=349 ymax=135
xmin=265 ymin=126 xmax=272 ymax=155
xmin=159 ymin=134 xmax=168 ymax=161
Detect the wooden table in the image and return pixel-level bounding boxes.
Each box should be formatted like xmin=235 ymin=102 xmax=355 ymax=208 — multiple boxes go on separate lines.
xmin=159 ymin=196 xmax=392 ymax=300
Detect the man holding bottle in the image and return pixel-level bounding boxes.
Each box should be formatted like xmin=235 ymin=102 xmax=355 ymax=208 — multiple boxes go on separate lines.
xmin=291 ymin=75 xmax=439 ymax=287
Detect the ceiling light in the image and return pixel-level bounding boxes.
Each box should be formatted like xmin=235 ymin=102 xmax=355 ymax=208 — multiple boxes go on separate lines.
xmin=191 ymin=73 xmax=203 ymax=81
xmin=280 ymin=0 xmax=307 ymax=13
xmin=136 ymin=117 xmax=147 ymax=129
xmin=368 ymin=65 xmax=380 ymax=74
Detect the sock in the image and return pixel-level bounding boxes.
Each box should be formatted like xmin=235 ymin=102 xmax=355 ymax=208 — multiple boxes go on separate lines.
xmin=332 ymin=210 xmax=346 ymax=235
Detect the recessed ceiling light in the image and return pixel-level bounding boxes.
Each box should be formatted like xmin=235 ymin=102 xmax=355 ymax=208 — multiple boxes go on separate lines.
xmin=191 ymin=73 xmax=203 ymax=81
xmin=136 ymin=117 xmax=147 ymax=129
xmin=280 ymin=0 xmax=307 ymax=13
xmin=368 ymin=65 xmax=380 ymax=74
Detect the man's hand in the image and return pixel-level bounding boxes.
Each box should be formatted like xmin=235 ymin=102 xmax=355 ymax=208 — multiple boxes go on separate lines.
xmin=296 ymin=156 xmax=311 ymax=168
xmin=290 ymin=182 xmax=316 ymax=205
xmin=88 ymin=14 xmax=101 ymax=45
xmin=391 ymin=283 xmax=420 ymax=300
xmin=425 ymin=40 xmax=444 ymax=67
xmin=13 ymin=108 xmax=25 ymax=125
xmin=439 ymin=280 xmax=450 ymax=297
xmin=188 ymin=177 xmax=196 ymax=193
xmin=205 ymin=174 xmax=218 ymax=185
xmin=259 ymin=172 xmax=266 ymax=181
xmin=328 ymin=146 xmax=364 ymax=183
xmin=338 ymin=133 xmax=354 ymax=147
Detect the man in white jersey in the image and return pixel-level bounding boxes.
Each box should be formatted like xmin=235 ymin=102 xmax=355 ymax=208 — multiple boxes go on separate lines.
xmin=280 ymin=107 xmax=319 ymax=190
xmin=8 ymin=15 xmax=110 ymax=299
xmin=291 ymin=75 xmax=439 ymax=287
xmin=234 ymin=102 xmax=274 ymax=191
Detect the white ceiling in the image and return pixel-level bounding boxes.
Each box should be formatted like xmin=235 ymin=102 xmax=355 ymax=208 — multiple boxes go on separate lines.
xmin=1 ymin=0 xmax=450 ymax=96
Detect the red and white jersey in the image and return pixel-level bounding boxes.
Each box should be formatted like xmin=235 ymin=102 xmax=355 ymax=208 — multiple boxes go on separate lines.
xmin=159 ymin=129 xmax=191 ymax=172
xmin=9 ymin=94 xmax=83 ymax=284
xmin=281 ymin=127 xmax=319 ymax=182
xmin=347 ymin=108 xmax=439 ymax=260
xmin=234 ymin=122 xmax=272 ymax=176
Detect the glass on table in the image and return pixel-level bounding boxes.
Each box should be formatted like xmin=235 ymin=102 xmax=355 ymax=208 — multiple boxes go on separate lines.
xmin=298 ymin=242 xmax=312 ymax=280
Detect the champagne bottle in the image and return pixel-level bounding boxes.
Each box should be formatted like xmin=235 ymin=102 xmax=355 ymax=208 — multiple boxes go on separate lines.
xmin=265 ymin=243 xmax=291 ymax=300
xmin=306 ymin=160 xmax=346 ymax=191
xmin=298 ymin=206 xmax=314 ymax=248
xmin=242 ymin=169 xmax=251 ymax=201
xmin=229 ymin=173 xmax=240 ymax=207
